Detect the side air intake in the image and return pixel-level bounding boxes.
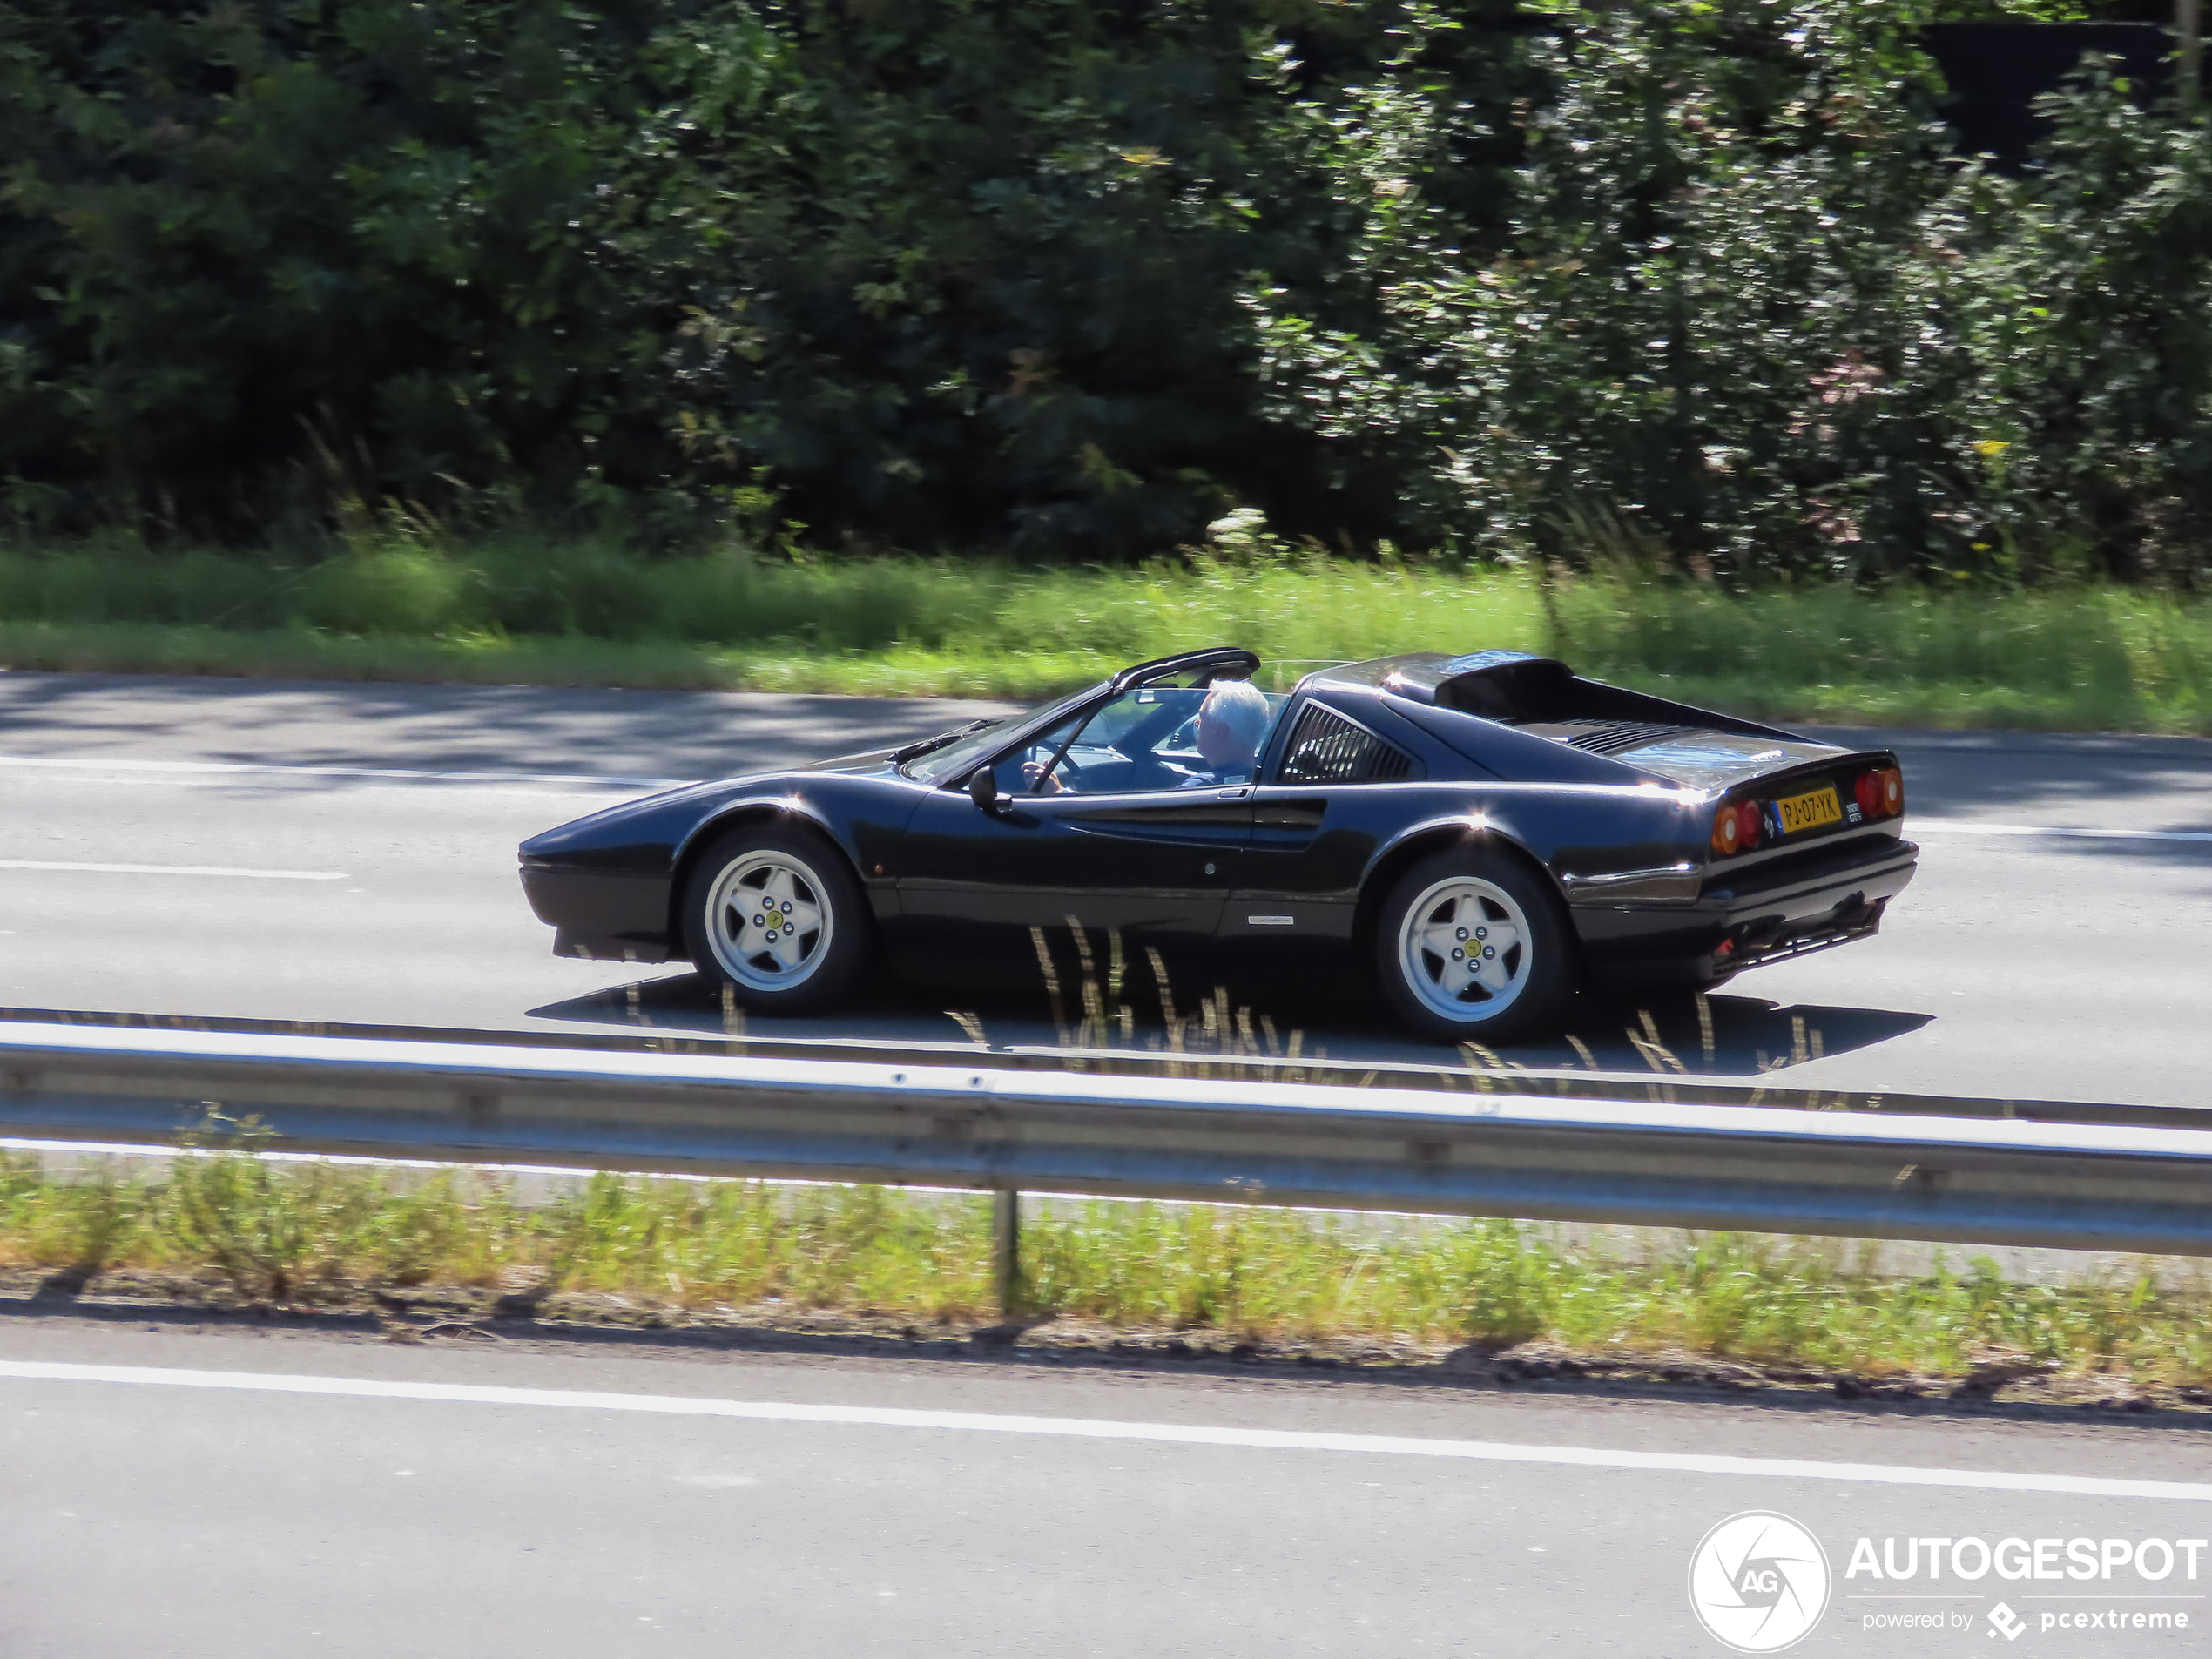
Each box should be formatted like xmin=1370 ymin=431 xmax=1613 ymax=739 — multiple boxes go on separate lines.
xmin=1278 ymin=704 xmax=1421 ymax=784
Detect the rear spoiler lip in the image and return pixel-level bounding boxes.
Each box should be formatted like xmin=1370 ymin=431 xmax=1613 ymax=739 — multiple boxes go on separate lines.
xmin=1716 ymin=752 xmax=1893 ymax=800
xmin=1683 ymin=748 xmax=1902 ymax=800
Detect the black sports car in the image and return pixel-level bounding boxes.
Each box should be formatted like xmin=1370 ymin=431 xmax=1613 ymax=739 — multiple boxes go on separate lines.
xmin=517 ymin=647 xmax=1917 ymax=1041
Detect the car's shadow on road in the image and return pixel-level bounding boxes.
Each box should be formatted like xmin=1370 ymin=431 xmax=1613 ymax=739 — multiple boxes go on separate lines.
xmin=529 ymin=972 xmax=1932 ymax=1082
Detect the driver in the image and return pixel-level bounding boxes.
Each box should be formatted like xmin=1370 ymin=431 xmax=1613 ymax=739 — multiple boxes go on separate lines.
xmin=1178 ymin=677 xmax=1271 ymax=786
xmin=1023 ymin=676 xmax=1272 ymax=795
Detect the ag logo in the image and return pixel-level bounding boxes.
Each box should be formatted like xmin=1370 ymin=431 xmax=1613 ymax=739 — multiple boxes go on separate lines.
xmin=1687 ymin=1511 xmax=1831 ymax=1652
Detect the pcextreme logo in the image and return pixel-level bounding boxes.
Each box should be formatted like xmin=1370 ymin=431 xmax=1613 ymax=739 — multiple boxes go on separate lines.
xmin=1688 ymin=1511 xmax=1833 ymax=1653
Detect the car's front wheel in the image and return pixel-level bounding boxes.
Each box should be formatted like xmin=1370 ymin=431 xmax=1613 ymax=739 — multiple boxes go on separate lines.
xmin=682 ymin=822 xmax=871 ymax=1014
xmin=1375 ymin=847 xmax=1575 ymax=1042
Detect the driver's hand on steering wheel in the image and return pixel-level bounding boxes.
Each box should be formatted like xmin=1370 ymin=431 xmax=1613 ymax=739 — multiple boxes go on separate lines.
xmin=1021 ymin=759 xmax=1065 ymax=795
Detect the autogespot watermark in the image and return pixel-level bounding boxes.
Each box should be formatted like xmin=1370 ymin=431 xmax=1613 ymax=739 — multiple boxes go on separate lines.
xmin=1847 ymin=1533 xmax=2204 ymax=1642
xmin=1689 ymin=1514 xmax=2208 ymax=1649
xmin=1689 ymin=1512 xmax=1833 ymax=1652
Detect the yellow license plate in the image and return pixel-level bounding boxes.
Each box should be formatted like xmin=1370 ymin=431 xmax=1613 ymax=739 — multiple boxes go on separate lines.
xmin=1776 ymin=785 xmax=1843 ymax=835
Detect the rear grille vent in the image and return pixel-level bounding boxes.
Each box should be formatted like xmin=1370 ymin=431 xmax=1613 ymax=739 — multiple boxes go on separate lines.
xmin=1551 ymin=719 xmax=1696 ymax=756
xmin=1278 ymin=705 xmax=1420 ymax=784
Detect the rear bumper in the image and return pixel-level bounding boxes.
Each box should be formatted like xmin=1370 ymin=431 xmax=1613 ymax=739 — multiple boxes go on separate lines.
xmin=1698 ymin=862 xmax=1912 ymax=978
xmin=520 ymin=863 xmax=675 ymax=964
xmin=1572 ymin=832 xmax=1918 ymax=986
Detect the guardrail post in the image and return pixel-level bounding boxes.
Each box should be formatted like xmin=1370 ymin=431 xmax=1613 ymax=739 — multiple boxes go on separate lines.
xmin=993 ymin=1188 xmax=1022 ymax=1317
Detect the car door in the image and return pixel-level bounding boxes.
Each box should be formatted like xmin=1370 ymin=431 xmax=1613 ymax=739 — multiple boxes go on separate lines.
xmin=891 ymin=688 xmax=1254 ymax=981
xmin=1219 ymin=697 xmax=1426 ymax=954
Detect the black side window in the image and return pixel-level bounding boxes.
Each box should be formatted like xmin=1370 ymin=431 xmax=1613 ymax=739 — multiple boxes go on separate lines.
xmin=1275 ymin=703 xmax=1421 ymax=784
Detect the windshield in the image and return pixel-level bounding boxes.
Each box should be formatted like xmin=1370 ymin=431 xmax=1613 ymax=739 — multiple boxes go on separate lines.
xmin=900 ymin=680 xmax=1108 ymax=784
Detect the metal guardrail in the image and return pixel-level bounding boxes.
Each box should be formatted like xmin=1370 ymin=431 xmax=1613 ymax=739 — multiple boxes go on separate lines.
xmin=1 ymin=1005 xmax=2193 ymax=1132
xmin=4 ymin=1022 xmax=2211 ymax=1278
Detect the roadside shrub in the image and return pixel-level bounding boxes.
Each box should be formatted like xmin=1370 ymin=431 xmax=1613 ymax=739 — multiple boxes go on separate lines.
xmin=1445 ymin=1218 xmax=1561 ymax=1346
xmin=0 ymin=1156 xmax=145 ymax=1271
xmin=161 ymin=1117 xmax=382 ymax=1301
xmin=300 ymin=546 xmax=475 ymax=637
xmin=6 ymin=1151 xmax=2212 ymax=1384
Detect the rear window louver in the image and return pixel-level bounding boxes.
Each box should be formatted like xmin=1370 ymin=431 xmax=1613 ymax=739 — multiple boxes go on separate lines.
xmin=1278 ymin=704 xmax=1420 ymax=784
xmin=1550 ymin=719 xmax=1696 ymax=757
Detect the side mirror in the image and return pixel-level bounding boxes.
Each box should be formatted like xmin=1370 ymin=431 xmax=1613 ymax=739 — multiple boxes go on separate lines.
xmin=968 ymin=765 xmax=1001 ymax=814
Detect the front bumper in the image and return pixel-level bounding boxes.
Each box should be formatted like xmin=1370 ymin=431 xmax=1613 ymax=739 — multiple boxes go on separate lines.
xmin=1572 ymin=831 xmax=1918 ymax=987
xmin=520 ymin=863 xmax=675 ymax=964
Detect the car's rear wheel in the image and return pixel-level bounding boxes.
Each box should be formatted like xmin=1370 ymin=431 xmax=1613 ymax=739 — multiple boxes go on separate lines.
xmin=683 ymin=822 xmax=871 ymax=1014
xmin=1375 ymin=847 xmax=1575 ymax=1042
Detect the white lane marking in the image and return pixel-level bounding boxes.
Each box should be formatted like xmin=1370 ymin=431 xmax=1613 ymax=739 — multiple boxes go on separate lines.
xmin=0 ymin=754 xmax=687 ymax=791
xmin=0 ymin=859 xmax=347 ymax=880
xmin=1913 ymin=820 xmax=2212 ymax=845
xmin=3 ymin=1360 xmax=2207 ymax=1501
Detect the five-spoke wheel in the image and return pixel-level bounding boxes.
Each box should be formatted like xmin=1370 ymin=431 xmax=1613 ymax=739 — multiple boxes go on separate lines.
xmin=683 ymin=823 xmax=870 ymax=1013
xmin=1376 ymin=847 xmax=1574 ymax=1042
xmin=707 ymin=850 xmax=833 ymax=989
xmin=1401 ymin=876 xmax=1530 ymax=1015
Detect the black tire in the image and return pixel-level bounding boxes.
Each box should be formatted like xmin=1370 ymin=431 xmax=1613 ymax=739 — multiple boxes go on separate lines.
xmin=681 ymin=820 xmax=873 ymax=1015
xmin=1372 ymin=845 xmax=1577 ymax=1043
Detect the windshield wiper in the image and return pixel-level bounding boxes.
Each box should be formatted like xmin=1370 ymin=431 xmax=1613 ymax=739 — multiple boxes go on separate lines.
xmin=889 ymin=718 xmax=1001 ymax=765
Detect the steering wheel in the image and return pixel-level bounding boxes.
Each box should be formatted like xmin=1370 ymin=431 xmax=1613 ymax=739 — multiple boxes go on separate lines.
xmin=1020 ymin=745 xmax=1087 ymax=793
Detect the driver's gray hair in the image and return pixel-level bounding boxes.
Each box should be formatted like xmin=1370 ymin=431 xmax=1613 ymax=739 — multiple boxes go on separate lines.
xmin=1201 ymin=676 xmax=1271 ymax=748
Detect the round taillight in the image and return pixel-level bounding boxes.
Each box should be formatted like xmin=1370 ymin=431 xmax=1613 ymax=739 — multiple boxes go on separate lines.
xmin=1882 ymin=767 xmax=1904 ymax=813
xmin=1737 ymin=799 xmax=1764 ymax=850
xmin=1711 ymin=804 xmax=1741 ymax=855
xmin=1854 ymin=771 xmax=1883 ymax=817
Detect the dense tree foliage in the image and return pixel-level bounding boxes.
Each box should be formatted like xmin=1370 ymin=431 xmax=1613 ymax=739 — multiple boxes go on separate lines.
xmin=2 ymin=0 xmax=2208 ymax=577
xmin=1253 ymin=4 xmax=2212 ymax=580
xmin=1 ymin=0 xmax=1475 ymax=551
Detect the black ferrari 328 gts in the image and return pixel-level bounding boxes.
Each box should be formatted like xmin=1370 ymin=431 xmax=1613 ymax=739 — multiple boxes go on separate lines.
xmin=518 ymin=647 xmax=1918 ymax=1042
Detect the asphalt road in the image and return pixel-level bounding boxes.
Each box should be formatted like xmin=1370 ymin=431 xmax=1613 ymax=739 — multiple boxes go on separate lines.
xmin=3 ymin=1321 xmax=2209 ymax=1657
xmin=2 ymin=670 xmax=2209 ymax=1106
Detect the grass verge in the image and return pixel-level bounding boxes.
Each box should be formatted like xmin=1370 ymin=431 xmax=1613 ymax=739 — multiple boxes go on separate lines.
xmin=8 ymin=1141 xmax=2208 ymax=1406
xmin=6 ymin=536 xmax=2212 ymax=730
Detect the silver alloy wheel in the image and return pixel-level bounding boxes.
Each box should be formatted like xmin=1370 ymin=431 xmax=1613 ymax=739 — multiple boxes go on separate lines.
xmin=704 ymin=849 xmax=836 ymax=993
xmin=1397 ymin=873 xmax=1534 ymax=1023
